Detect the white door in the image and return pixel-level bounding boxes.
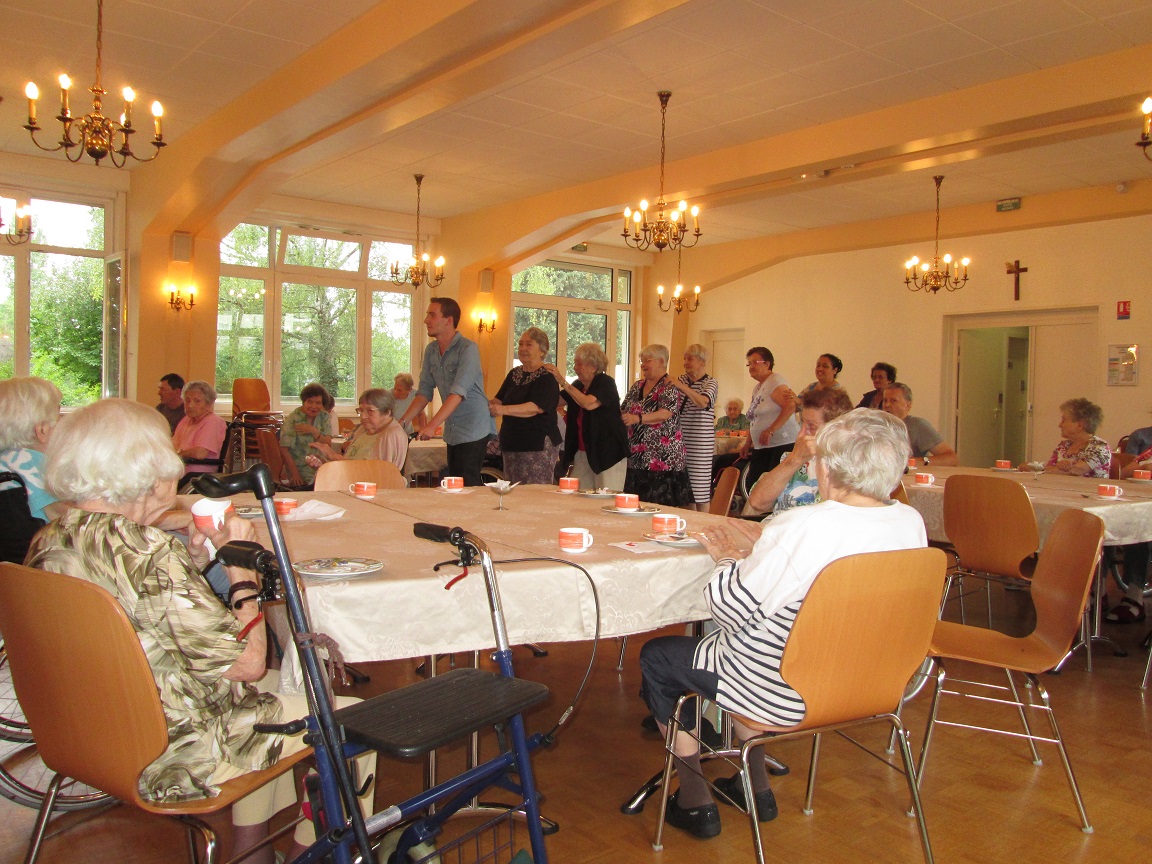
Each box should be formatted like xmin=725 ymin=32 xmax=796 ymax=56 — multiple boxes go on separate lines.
xmin=704 ymin=328 xmax=747 ymax=412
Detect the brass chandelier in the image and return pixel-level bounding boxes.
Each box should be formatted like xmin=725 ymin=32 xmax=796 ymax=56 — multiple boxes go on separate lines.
xmin=622 ymin=91 xmax=700 ymax=252
xmin=656 ymin=245 xmax=700 ymax=314
xmin=23 ymin=0 xmax=165 ymax=168
xmin=903 ymin=175 xmax=969 ymax=294
xmin=391 ymin=174 xmax=445 ymax=289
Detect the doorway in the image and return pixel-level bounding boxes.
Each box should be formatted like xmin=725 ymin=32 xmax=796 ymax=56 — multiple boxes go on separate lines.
xmin=956 ymin=327 xmax=1029 ymax=467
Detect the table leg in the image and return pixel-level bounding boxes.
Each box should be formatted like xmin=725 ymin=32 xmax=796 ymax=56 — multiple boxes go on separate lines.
xmin=1056 ymin=559 xmax=1127 ymax=672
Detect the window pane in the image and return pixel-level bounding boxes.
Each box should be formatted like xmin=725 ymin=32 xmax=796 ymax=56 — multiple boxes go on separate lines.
xmin=512 ymin=307 xmax=557 ymax=368
xmin=221 ymin=223 xmax=270 ymax=267
xmin=30 ymin=252 xmax=102 ymax=405
xmin=284 ymin=234 xmax=361 ymax=272
xmin=0 ymin=198 xmax=15 ymax=228
xmin=616 ymin=269 xmax=631 ymax=303
xmin=281 ymin=283 xmax=357 ymax=401
xmin=0 ymin=255 xmax=13 ymax=379
xmin=29 ymin=199 xmax=104 ymax=251
xmin=512 ymin=262 xmax=611 ymax=301
xmin=565 ymin=312 xmax=607 ymax=377
xmin=216 ymin=277 xmax=267 ymax=396
xmin=371 ymin=291 xmax=412 ymax=389
xmin=615 ymin=310 xmax=631 ymax=392
xmin=368 ymin=241 xmax=415 ymax=281
xmin=102 ymin=259 xmax=122 ymax=397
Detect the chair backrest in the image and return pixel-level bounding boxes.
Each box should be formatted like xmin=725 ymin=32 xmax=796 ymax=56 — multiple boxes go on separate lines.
xmin=890 ymin=482 xmax=910 ymax=506
xmin=709 ymin=467 xmax=740 ymax=516
xmin=1110 ymin=452 xmax=1135 ymax=480
xmin=339 ymin=418 xmax=356 ymax=435
xmin=314 ymin=459 xmax=406 ymax=491
xmin=0 ymin=563 xmax=168 ymax=805
xmin=1029 ymin=509 xmax=1104 ymax=659
xmin=779 ymin=547 xmax=947 ymax=729
xmin=942 ymin=474 xmax=1039 ymax=578
xmin=232 ymin=378 xmax=272 ymax=417
xmin=255 ymin=428 xmax=303 ymax=487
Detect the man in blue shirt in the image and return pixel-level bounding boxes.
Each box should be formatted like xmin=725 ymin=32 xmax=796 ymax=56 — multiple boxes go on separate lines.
xmin=399 ymin=297 xmax=495 ymax=486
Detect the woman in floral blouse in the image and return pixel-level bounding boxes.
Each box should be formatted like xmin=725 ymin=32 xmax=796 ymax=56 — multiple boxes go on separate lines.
xmin=621 ymin=344 xmax=692 ymax=507
xmin=1031 ymin=397 xmax=1111 ymax=478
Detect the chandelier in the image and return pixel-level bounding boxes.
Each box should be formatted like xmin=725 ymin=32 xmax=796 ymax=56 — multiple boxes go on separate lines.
xmin=622 ymin=91 xmax=701 ymax=252
xmin=1137 ymin=97 xmax=1152 ymax=160
xmin=656 ymin=245 xmax=700 ymax=314
xmin=391 ymin=174 xmax=445 ymax=289
xmin=903 ymin=175 xmax=969 ymax=294
xmin=1 ymin=205 xmax=32 ymax=246
xmin=23 ymin=0 xmax=165 ymax=168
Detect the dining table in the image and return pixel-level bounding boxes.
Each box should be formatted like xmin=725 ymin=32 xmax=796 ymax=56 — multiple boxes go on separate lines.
xmin=401 ymin=438 xmax=448 ymax=481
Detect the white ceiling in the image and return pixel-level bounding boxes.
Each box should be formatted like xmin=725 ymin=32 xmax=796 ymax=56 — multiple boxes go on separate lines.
xmin=4 ymin=0 xmax=1152 ymax=246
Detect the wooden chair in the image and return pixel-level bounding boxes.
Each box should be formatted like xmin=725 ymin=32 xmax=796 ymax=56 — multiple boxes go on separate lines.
xmin=1109 ymin=451 xmax=1135 ymax=480
xmin=916 ymin=509 xmax=1105 ymax=833
xmin=314 ymin=459 xmax=407 ymax=491
xmin=708 ymin=466 xmax=740 ymax=516
xmin=231 ymin=378 xmax=283 ymax=467
xmin=339 ymin=417 xmax=356 ymax=435
xmin=654 ymin=547 xmax=947 ymax=864
xmin=890 ymin=482 xmax=910 ymax=505
xmin=255 ymin=427 xmax=305 ymax=489
xmin=0 ymin=563 xmax=312 ymax=864
xmin=942 ymin=474 xmax=1039 ymax=624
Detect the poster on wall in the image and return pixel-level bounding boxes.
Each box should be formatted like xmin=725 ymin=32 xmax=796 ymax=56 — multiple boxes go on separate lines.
xmin=1107 ymin=343 xmax=1138 ymax=386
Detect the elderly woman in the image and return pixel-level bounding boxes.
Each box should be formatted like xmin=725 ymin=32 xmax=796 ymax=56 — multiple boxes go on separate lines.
xmin=546 ymin=342 xmax=629 ymax=491
xmin=714 ymin=398 xmax=749 ymax=433
xmin=172 ymin=380 xmax=229 ymax=474
xmin=800 ymin=353 xmax=848 ymax=400
xmin=621 ymin=344 xmax=692 ymax=507
xmin=278 ymin=383 xmax=334 ymax=486
xmin=856 ymin=362 xmax=896 ymax=410
xmin=1022 ymin=397 xmax=1110 ymax=478
xmin=746 ymin=388 xmax=854 ymax=516
xmin=0 ymin=376 xmax=65 ymax=523
xmin=24 ymin=399 xmax=374 ymax=863
xmin=739 ymin=346 xmax=799 ymax=490
xmin=668 ymin=344 xmax=719 ymax=511
xmin=639 ymin=409 xmax=926 ymax=839
xmin=307 ymin=388 xmax=408 ymax=471
xmin=392 ymin=373 xmax=425 ymax=436
xmin=489 ymin=327 xmax=561 ymax=485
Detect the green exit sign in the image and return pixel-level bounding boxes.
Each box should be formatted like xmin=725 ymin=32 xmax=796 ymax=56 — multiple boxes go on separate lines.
xmin=996 ymin=197 xmax=1021 ymax=212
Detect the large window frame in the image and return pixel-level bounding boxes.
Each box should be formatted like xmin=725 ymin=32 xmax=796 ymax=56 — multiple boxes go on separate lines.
xmin=217 ymin=222 xmax=423 ymax=409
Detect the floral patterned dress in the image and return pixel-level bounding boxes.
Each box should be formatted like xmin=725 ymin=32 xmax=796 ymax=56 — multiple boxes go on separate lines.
xmin=1046 ymin=435 xmax=1111 ymax=478
xmin=621 ymin=375 xmax=693 ymax=507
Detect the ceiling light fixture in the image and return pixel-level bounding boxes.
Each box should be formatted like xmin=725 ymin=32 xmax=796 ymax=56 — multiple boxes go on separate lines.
xmin=391 ymin=174 xmax=445 ymax=289
xmin=903 ymin=175 xmax=969 ymax=294
xmin=656 ymin=244 xmax=700 ymax=314
xmin=23 ymin=0 xmax=165 ymax=167
xmin=622 ymin=91 xmax=700 ymax=252
xmin=1 ymin=205 xmax=32 ymax=246
xmin=1137 ymin=97 xmax=1152 ymax=160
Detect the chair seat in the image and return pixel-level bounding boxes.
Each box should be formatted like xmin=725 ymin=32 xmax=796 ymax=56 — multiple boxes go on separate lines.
xmin=931 ymin=621 xmax=1062 ymax=675
xmin=333 ymin=668 xmax=549 ymax=758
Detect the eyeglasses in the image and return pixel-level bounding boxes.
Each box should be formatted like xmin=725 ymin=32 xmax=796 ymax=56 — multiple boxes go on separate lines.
xmin=355 ymin=406 xmax=382 ymax=416
xmin=746 ymin=360 xmax=766 ymax=367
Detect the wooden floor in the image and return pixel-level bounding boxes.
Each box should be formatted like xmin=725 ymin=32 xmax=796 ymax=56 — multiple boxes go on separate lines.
xmin=2 ymin=584 xmax=1151 ymax=864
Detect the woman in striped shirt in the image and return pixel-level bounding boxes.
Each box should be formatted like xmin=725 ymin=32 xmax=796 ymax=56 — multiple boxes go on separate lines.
xmin=668 ymin=343 xmax=718 ymax=511
xmin=639 ymin=409 xmax=926 ymax=839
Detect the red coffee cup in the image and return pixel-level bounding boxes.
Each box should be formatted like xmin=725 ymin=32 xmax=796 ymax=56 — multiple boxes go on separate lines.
xmin=558 ymin=527 xmax=593 ymax=553
xmin=273 ymin=497 xmax=300 ymax=515
xmin=440 ymin=476 xmax=464 ymax=492
xmin=1097 ymin=484 xmax=1124 ymax=498
xmin=558 ymin=476 xmax=579 ymax=493
xmin=995 ymin=459 xmax=1012 ymax=469
xmin=615 ymin=493 xmax=639 ymax=511
xmin=652 ymin=513 xmax=687 ymax=533
xmin=1134 ymin=469 xmax=1151 ymax=481
xmin=349 ymin=481 xmax=377 ymax=499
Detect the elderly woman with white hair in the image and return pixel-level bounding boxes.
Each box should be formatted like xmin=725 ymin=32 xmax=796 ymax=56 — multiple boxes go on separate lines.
xmin=171 ymin=379 xmax=229 ymax=474
xmin=669 ymin=343 xmax=719 ymax=511
xmin=490 ymin=327 xmax=562 ymax=485
xmin=25 ymin=399 xmax=373 ymax=863
xmin=307 ymin=387 xmax=408 ymax=471
xmin=639 ymin=409 xmax=926 ymax=840
xmin=621 ymin=344 xmax=692 ymax=507
xmin=0 ymin=376 xmax=65 ymax=523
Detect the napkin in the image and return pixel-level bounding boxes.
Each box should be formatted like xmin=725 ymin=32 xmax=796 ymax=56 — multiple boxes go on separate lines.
xmin=281 ymin=500 xmax=346 ymax=521
xmin=609 ymin=541 xmax=665 ymax=554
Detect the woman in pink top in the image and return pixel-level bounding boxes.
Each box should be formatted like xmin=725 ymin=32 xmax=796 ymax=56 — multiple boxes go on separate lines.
xmin=172 ymin=380 xmax=229 ymax=474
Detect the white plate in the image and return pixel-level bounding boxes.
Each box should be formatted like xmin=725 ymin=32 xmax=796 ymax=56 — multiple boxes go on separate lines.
xmin=234 ymin=505 xmax=263 ymax=519
xmin=1093 ymin=495 xmax=1125 ymax=501
xmin=578 ymin=488 xmax=618 ymax=498
xmin=991 ymin=466 xmax=1016 ymax=473
xmin=643 ymin=532 xmax=701 ymax=547
xmin=602 ymin=504 xmax=661 ymax=515
xmin=294 ymin=557 xmax=384 ymax=579
xmin=914 ymin=481 xmax=936 ymax=487
xmin=1129 ymin=477 xmax=1152 ymax=484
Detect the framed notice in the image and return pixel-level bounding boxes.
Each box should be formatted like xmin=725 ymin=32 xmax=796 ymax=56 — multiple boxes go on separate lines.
xmin=1107 ymin=343 xmax=1138 ymax=386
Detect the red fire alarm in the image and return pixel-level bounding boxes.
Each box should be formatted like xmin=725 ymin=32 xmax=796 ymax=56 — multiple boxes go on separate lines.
xmin=1118 ymin=300 xmax=1131 ymax=320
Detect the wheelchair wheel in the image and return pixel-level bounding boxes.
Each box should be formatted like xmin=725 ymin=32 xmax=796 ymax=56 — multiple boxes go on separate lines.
xmin=480 ymin=466 xmax=505 ymax=484
xmin=0 ymin=644 xmax=31 ymax=743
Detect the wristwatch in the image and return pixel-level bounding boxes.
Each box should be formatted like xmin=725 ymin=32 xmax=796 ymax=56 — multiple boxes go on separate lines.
xmin=923 ymin=455 xmax=930 ymax=466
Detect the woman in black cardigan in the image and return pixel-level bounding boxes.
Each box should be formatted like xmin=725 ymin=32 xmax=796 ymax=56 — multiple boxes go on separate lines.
xmin=546 ymin=342 xmax=629 ymax=491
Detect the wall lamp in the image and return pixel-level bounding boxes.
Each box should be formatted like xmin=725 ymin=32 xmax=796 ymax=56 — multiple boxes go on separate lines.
xmin=167 ymin=283 xmax=195 ymax=311
xmin=2 ymin=205 xmax=32 ymax=245
xmin=476 ymin=312 xmax=497 ymax=335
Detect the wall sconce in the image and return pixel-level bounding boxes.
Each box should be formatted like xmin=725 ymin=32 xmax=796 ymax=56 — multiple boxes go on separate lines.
xmin=167 ymin=283 xmax=195 ymax=311
xmin=477 ymin=312 xmax=497 ymax=335
xmin=2 ymin=205 xmax=32 ymax=246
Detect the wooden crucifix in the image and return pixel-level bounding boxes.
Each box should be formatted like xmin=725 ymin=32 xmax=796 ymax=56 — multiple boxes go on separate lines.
xmin=1005 ymin=260 xmax=1028 ymax=301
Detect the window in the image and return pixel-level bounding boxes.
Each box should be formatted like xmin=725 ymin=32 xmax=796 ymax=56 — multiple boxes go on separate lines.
xmin=511 ymin=260 xmax=634 ymax=391
xmin=0 ymin=193 xmax=111 ymax=405
xmin=217 ymin=223 xmax=417 ymax=407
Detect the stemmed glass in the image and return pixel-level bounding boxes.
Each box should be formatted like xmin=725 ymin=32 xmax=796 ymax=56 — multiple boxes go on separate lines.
xmin=485 ymin=479 xmax=519 ymax=510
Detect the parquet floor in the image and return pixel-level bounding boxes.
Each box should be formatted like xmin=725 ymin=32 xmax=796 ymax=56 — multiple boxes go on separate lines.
xmin=2 ymin=585 xmax=1150 ymax=864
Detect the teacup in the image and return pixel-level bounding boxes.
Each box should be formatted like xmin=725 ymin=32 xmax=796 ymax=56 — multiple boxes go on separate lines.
xmin=273 ymin=497 xmax=300 ymax=516
xmin=349 ymin=481 xmax=377 ymax=500
xmin=1098 ymin=484 xmax=1124 ymax=498
xmin=558 ymin=476 xmax=579 ymax=493
xmin=558 ymin=527 xmax=594 ymax=553
xmin=652 ymin=513 xmax=687 ymax=533
xmin=907 ymin=458 xmax=917 ymax=469
xmin=191 ymin=497 xmax=235 ymax=532
xmin=615 ymin=493 xmax=639 ymax=511
xmin=1134 ymin=469 xmax=1151 ymax=481
xmin=914 ymin=472 xmax=935 ymax=486
xmin=440 ymin=476 xmax=464 ymax=492
xmin=995 ymin=459 xmax=1012 ymax=470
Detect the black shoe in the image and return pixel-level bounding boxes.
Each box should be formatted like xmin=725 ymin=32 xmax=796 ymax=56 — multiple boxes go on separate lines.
xmin=665 ymin=791 xmax=721 ymax=839
xmin=712 ymin=773 xmax=778 ymax=822
xmin=641 ymin=713 xmax=659 ymax=732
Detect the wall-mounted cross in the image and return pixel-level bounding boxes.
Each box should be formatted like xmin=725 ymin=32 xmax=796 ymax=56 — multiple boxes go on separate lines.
xmin=1005 ymin=260 xmax=1028 ymax=301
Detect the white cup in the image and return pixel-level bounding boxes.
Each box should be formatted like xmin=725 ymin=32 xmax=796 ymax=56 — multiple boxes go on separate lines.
xmin=1098 ymin=484 xmax=1124 ymax=498
xmin=558 ymin=527 xmax=594 ymax=553
xmin=652 ymin=513 xmax=687 ymax=533
xmin=440 ymin=476 xmax=464 ymax=492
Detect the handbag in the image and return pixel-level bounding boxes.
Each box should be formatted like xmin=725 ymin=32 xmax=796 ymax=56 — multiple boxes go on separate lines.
xmin=0 ymin=471 xmax=47 ymax=564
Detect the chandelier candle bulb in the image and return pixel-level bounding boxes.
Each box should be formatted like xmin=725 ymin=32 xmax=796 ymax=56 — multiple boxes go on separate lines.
xmin=58 ymin=75 xmax=71 ymax=117
xmin=122 ymin=87 xmax=134 ymax=126
xmin=1143 ymin=97 xmax=1152 ymax=138
xmin=25 ymin=82 xmax=38 ymax=125
xmin=152 ymin=102 xmax=163 ymax=139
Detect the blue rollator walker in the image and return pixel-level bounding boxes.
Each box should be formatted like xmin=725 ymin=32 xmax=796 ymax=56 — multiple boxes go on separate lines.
xmin=196 ymin=464 xmax=551 ymax=864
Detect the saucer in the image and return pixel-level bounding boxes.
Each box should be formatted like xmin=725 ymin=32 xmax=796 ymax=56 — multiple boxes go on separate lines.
xmin=643 ymin=532 xmax=701 ymax=547
xmin=991 ymin=466 xmax=1016 ymax=473
xmin=602 ymin=504 xmax=660 ymax=515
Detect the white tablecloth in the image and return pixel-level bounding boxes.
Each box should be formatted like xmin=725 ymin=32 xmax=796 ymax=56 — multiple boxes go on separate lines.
xmin=901 ymin=466 xmax=1152 ymax=548
xmin=402 ymin=439 xmax=448 ymax=479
